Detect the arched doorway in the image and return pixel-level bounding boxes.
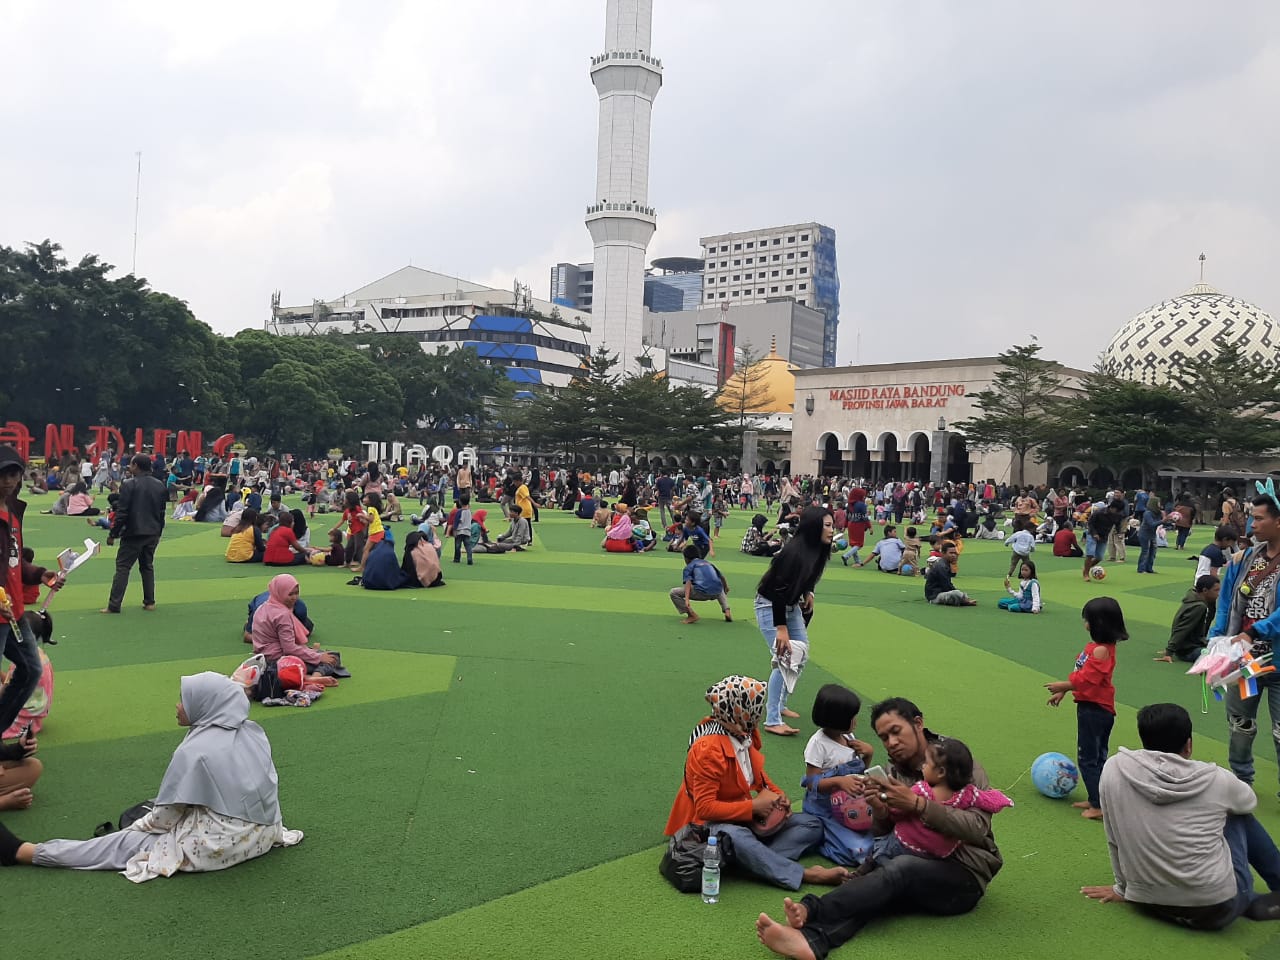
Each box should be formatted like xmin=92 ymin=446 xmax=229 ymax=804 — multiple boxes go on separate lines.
xmin=910 ymin=433 xmax=931 ymax=484
xmin=850 ymin=434 xmax=870 ymax=479
xmin=820 ymin=433 xmax=842 ymax=475
xmin=1057 ymin=465 xmax=1086 ymax=488
xmin=879 ymin=434 xmax=901 ymax=482
xmin=946 ymin=435 xmax=971 ymax=485
xmin=1088 ymin=466 xmax=1115 ymax=489
xmin=1119 ymin=467 xmax=1144 ymax=491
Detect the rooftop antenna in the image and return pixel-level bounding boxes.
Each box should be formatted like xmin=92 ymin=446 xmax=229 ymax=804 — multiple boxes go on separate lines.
xmin=131 ymin=151 xmax=142 ymax=275
xmin=1198 ymin=252 xmax=1206 ymax=283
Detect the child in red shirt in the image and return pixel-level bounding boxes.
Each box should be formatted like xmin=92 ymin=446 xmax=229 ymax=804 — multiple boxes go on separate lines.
xmin=1045 ymin=597 xmax=1128 ymax=820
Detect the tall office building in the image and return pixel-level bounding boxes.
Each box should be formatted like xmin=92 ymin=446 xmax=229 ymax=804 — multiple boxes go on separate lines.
xmin=700 ymin=222 xmax=840 ymax=366
xmin=549 ymin=262 xmax=594 ymax=312
xmin=585 ymin=0 xmax=662 ymax=374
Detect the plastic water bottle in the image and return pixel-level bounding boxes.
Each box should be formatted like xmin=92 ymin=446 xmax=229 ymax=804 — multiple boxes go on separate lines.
xmin=701 ymin=835 xmax=721 ymax=904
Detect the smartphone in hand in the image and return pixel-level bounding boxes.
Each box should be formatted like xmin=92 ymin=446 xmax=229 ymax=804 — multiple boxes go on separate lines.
xmin=864 ymin=765 xmax=889 ymax=783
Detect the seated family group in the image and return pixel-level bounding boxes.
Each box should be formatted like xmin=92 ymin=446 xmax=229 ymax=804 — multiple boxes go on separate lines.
xmin=668 ymin=678 xmax=1280 ymax=958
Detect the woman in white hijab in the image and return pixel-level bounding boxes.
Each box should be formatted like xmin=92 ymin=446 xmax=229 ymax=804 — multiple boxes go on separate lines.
xmin=0 ymin=672 xmax=302 ymax=880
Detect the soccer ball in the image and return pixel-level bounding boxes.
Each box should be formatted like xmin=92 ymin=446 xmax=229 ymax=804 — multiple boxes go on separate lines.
xmin=1031 ymin=751 xmax=1080 ymax=799
xmin=1090 ymin=565 xmax=1107 ymax=581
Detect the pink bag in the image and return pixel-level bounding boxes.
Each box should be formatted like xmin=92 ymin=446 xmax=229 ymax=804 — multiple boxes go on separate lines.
xmin=277 ymin=655 xmax=307 ymax=691
xmin=829 ymin=789 xmax=874 ymax=831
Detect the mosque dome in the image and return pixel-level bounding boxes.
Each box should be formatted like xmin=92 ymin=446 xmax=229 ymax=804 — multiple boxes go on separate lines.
xmin=719 ymin=336 xmax=797 ymax=415
xmin=1101 ymin=280 xmax=1279 ymax=385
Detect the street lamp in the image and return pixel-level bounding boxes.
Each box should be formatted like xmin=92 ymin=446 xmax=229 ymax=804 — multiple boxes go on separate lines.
xmin=805 ymin=393 xmax=815 ymax=416
xmin=937 ymin=416 xmax=946 ymax=432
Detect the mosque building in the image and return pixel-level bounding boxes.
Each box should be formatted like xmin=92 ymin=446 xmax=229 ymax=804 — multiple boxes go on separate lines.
xmin=792 ymin=268 xmax=1279 ymax=489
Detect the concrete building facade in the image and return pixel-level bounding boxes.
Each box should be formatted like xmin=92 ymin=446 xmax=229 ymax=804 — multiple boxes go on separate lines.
xmin=645 ymin=299 xmax=826 ymax=370
xmin=700 ymin=222 xmax=840 ymax=365
xmin=549 ymin=262 xmax=594 ymax=312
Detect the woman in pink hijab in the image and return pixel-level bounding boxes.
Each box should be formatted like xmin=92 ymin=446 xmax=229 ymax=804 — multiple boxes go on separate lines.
xmin=250 ymin=575 xmax=335 ymax=669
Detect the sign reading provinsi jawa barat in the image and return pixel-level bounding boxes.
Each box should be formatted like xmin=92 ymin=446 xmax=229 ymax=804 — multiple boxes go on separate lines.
xmin=828 ymin=383 xmax=966 ymax=411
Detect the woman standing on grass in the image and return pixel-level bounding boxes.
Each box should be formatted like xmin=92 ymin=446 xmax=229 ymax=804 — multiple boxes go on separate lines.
xmin=0 ymin=672 xmax=302 ymax=881
xmin=755 ymin=506 xmax=834 ymax=736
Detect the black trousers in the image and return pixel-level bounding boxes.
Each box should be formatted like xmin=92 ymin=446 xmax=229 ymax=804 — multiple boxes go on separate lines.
xmin=799 ymin=855 xmax=984 ymax=958
xmin=108 ymin=534 xmax=161 ymax=611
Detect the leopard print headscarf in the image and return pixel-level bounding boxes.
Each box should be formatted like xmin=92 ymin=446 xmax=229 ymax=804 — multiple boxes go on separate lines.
xmin=703 ymin=675 xmax=767 ymax=737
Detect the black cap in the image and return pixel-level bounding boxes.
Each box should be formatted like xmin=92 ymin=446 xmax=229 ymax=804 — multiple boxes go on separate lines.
xmin=0 ymin=444 xmax=26 ymax=472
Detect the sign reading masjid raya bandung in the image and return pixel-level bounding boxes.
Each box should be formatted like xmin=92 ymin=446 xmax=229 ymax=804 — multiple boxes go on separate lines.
xmin=829 ymin=383 xmax=967 ymax=411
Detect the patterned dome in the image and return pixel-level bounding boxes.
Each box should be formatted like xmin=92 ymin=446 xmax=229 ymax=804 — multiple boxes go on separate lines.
xmin=1101 ymin=282 xmax=1279 ymax=385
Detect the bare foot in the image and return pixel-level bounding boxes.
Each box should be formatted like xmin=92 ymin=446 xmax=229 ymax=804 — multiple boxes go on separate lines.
xmin=765 ymin=724 xmax=800 ymax=736
xmin=1081 ymin=807 xmax=1104 ymax=821
xmin=99 ymin=607 xmax=120 ymax=614
xmin=1071 ymin=801 xmax=1092 ymax=809
xmin=681 ymin=616 xmax=699 ymax=624
xmin=724 ymin=610 xmax=733 ymax=622
xmin=756 ymin=914 xmax=816 ymax=960
xmin=781 ymin=708 xmax=800 ymax=719
xmin=142 ymin=604 xmax=156 ymax=612
xmin=1153 ymin=654 xmax=1172 ymax=663
xmin=802 ymin=865 xmax=848 ymax=885
xmin=783 ymin=896 xmax=808 ymax=929
xmin=0 ymin=788 xmax=33 ymax=810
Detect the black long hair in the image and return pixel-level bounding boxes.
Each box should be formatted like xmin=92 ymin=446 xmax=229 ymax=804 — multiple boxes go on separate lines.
xmin=757 ymin=505 xmax=831 ymax=604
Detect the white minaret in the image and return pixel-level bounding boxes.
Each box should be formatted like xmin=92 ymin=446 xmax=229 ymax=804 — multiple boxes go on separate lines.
xmin=586 ymin=0 xmax=662 ymax=375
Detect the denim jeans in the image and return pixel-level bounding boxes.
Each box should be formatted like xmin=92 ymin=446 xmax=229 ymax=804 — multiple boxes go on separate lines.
xmin=0 ymin=617 xmax=42 ymax=735
xmin=705 ymin=813 xmax=823 ymax=890
xmin=1176 ymin=526 xmax=1192 ymax=549
xmin=1226 ymin=673 xmax=1280 ymax=785
xmin=799 ymin=853 xmax=983 ymax=958
xmin=754 ymin=595 xmax=808 ymax=727
xmin=453 ymin=533 xmax=473 ymax=564
xmin=1136 ymin=530 xmax=1155 ymax=573
xmin=1077 ymin=701 xmax=1115 ymax=808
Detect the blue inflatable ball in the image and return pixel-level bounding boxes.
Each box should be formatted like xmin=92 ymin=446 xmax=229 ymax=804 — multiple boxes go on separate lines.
xmin=1031 ymin=752 xmax=1079 ymax=799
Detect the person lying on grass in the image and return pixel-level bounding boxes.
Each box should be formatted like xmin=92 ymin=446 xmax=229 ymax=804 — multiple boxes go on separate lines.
xmin=664 ymin=676 xmax=846 ymax=892
xmin=0 ymin=672 xmax=302 ymax=881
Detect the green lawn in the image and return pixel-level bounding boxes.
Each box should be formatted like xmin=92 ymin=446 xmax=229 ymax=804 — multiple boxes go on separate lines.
xmin=8 ymin=497 xmax=1280 ymax=960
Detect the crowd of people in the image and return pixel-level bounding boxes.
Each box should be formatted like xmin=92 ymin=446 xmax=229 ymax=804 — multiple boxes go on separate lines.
xmin=7 ymin=440 xmax=1280 ymax=949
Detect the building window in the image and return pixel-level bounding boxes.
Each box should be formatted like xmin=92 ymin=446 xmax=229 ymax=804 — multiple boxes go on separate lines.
xmin=798 ymin=299 xmax=806 ymax=305
xmin=785 ymin=284 xmax=793 ymax=292
xmin=799 ymin=267 xmax=808 ymax=274
xmin=770 ymin=286 xmax=778 ymax=293
xmin=757 ymin=272 xmax=765 ymax=278
xmin=732 ymin=290 xmax=740 ymax=296
xmin=785 ymin=269 xmax=794 ymax=276
xmin=733 ymin=274 xmax=740 ymax=281
xmin=787 ymin=252 xmax=795 ymax=259
xmin=757 ymin=288 xmax=765 ymax=294
xmin=745 ymin=257 xmax=752 ymax=264
xmin=719 ymin=292 xmax=726 ymax=298
xmin=746 ymin=241 xmax=754 ymax=248
xmin=800 ymin=251 xmax=808 ymax=258
xmin=733 ymin=243 xmax=741 ymax=251
xmin=733 ymin=259 xmax=740 ymax=266
xmin=771 ymin=270 xmax=779 ymax=277
xmin=772 ymin=254 xmax=780 ymax=261
xmin=787 ymin=235 xmax=796 ymax=243
xmin=801 ymin=233 xmax=809 ymax=241
xmin=706 ymin=294 xmax=714 ymax=301
xmin=772 ymin=238 xmax=781 ymax=245
xmin=799 ymin=283 xmax=808 ymax=290
xmin=720 ymin=245 xmax=728 ymax=252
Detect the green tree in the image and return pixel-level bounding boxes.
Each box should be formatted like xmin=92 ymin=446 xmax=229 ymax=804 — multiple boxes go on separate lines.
xmin=715 ymin=342 xmax=775 ymax=427
xmin=952 ymin=340 xmax=1066 ymax=486
xmin=1168 ymin=338 xmax=1280 ymax=468
xmin=1042 ymin=372 xmax=1199 ymax=487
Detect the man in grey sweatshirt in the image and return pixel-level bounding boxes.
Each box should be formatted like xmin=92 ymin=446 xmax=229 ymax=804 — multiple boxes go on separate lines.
xmin=1082 ymin=703 xmax=1280 ymax=929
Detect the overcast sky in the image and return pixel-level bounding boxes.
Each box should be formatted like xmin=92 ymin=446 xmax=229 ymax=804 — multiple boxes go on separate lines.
xmin=3 ymin=0 xmax=1277 ymax=369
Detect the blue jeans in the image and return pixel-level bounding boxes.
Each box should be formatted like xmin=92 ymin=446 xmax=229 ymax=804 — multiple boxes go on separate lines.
xmin=0 ymin=617 xmax=42 ymax=735
xmin=705 ymin=813 xmax=823 ymax=890
xmin=755 ymin=596 xmax=808 ymax=727
xmin=1226 ymin=672 xmax=1280 ymax=785
xmin=1137 ymin=529 xmax=1156 ymax=573
xmin=1077 ymin=701 xmax=1114 ymax=809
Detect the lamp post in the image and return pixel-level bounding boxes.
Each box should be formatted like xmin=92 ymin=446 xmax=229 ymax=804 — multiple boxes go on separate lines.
xmin=804 ymin=393 xmax=815 ymax=416
xmin=930 ymin=417 xmax=949 ymax=486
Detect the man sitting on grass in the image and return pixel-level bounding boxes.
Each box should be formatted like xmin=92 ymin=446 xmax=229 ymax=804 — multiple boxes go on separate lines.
xmin=1154 ymin=575 xmax=1219 ymax=663
xmin=923 ymin=543 xmax=977 ymax=606
xmin=669 ymin=544 xmax=730 ymax=624
xmin=1083 ymin=702 xmax=1280 ymax=927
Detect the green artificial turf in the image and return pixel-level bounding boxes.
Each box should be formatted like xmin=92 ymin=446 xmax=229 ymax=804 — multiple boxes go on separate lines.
xmin=8 ymin=498 xmax=1280 ymax=960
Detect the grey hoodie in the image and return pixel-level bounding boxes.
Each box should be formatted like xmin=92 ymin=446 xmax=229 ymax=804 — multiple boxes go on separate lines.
xmin=1100 ymin=747 xmax=1255 ymax=907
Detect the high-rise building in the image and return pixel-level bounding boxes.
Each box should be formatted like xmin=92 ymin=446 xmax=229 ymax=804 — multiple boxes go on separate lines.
xmin=549 ymin=262 xmax=594 ymax=312
xmin=699 ymin=222 xmax=840 ymax=366
xmin=644 ymin=255 xmax=704 ymax=313
xmin=585 ymin=0 xmax=662 ymax=374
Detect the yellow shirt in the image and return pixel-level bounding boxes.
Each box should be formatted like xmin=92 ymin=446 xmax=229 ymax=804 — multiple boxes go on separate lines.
xmin=516 ymin=484 xmax=533 ymax=519
xmin=366 ymin=507 xmax=384 ymax=537
xmin=225 ymin=527 xmax=256 ymax=563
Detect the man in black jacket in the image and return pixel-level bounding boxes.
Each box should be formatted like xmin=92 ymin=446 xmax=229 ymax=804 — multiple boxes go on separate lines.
xmin=924 ymin=543 xmax=977 ymax=606
xmin=101 ymin=454 xmax=167 ymax=614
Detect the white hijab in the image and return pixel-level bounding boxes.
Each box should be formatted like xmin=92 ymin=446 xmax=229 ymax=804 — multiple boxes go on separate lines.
xmin=154 ymin=672 xmax=281 ymax=825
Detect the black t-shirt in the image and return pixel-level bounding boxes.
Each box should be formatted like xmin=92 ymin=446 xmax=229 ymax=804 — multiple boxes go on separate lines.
xmin=1200 ymin=544 xmax=1227 ymax=570
xmin=1089 ymin=510 xmax=1119 ymax=540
